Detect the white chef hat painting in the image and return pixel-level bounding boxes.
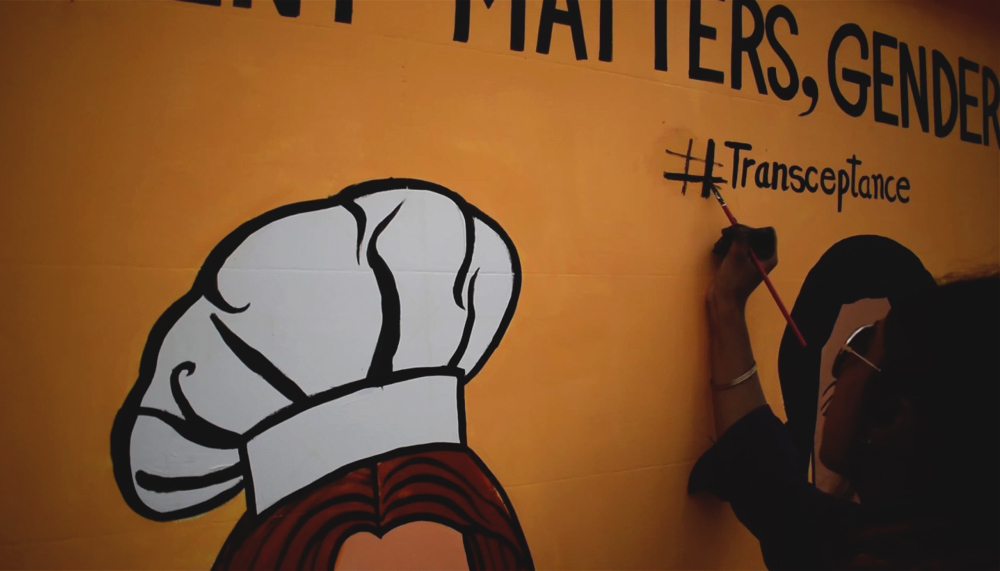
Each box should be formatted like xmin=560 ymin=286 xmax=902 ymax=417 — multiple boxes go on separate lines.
xmin=110 ymin=180 xmax=528 ymax=568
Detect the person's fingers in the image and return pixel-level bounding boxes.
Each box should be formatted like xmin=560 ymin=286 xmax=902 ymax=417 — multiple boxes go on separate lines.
xmin=745 ymin=227 xmax=775 ymax=259
xmin=759 ymin=253 xmax=778 ymax=274
xmin=714 ymin=224 xmax=753 ymax=258
xmin=727 ymin=231 xmax=750 ymax=260
xmin=767 ymin=227 xmax=778 ymax=269
xmin=720 ymin=224 xmax=751 ymax=240
xmin=752 ymin=227 xmax=777 ymax=271
xmin=711 ymin=232 xmax=733 ymax=258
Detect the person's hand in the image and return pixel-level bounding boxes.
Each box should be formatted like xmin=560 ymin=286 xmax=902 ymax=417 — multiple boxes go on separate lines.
xmin=707 ymin=224 xmax=778 ymax=309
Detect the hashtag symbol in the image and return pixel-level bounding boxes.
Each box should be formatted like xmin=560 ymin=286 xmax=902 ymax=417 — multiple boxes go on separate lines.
xmin=663 ymin=138 xmax=727 ymax=198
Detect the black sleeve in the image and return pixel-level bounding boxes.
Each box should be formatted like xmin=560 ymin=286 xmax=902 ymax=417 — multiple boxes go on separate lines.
xmin=688 ymin=405 xmax=863 ymax=570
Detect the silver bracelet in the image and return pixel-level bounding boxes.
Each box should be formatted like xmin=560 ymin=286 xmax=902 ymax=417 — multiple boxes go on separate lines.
xmin=711 ymin=362 xmax=757 ymax=391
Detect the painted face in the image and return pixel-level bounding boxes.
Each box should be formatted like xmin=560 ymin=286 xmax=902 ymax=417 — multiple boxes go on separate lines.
xmin=335 ymin=522 xmax=469 ymax=570
xmin=814 ymin=297 xmax=890 ymax=498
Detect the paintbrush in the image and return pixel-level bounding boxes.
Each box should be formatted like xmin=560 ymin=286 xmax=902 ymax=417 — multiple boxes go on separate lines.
xmin=709 ymin=185 xmax=808 ymax=347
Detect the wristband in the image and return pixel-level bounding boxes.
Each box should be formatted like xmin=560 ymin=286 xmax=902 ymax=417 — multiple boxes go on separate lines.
xmin=711 ymin=362 xmax=757 ymax=391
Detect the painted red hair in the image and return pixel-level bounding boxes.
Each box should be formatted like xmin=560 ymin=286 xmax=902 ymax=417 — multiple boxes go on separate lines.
xmin=214 ymin=445 xmax=533 ymax=570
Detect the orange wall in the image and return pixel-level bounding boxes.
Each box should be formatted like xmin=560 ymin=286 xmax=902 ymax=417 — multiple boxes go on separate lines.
xmin=0 ymin=0 xmax=997 ymax=568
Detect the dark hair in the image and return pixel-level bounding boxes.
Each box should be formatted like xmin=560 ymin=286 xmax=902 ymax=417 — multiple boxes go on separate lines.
xmin=879 ymin=273 xmax=1000 ymax=527
xmin=778 ymin=236 xmax=936 ymax=480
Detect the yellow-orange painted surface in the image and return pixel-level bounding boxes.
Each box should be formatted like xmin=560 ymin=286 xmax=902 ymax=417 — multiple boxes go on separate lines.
xmin=0 ymin=0 xmax=997 ymax=568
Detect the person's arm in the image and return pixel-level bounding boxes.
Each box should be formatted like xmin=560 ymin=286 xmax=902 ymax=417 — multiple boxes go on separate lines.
xmin=705 ymin=226 xmax=776 ymax=437
xmin=694 ymin=227 xmax=865 ymax=570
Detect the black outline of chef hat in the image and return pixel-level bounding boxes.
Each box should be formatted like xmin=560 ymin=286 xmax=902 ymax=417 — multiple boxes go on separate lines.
xmin=111 ymin=178 xmax=522 ymax=521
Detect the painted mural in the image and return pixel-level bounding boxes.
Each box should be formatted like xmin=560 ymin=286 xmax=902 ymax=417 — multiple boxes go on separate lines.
xmin=110 ymin=179 xmax=533 ymax=569
xmin=1 ymin=0 xmax=998 ymax=568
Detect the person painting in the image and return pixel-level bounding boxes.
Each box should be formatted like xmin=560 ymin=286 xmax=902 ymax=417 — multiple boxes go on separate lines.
xmin=689 ymin=225 xmax=999 ymax=570
xmin=776 ymin=236 xmax=936 ymax=500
